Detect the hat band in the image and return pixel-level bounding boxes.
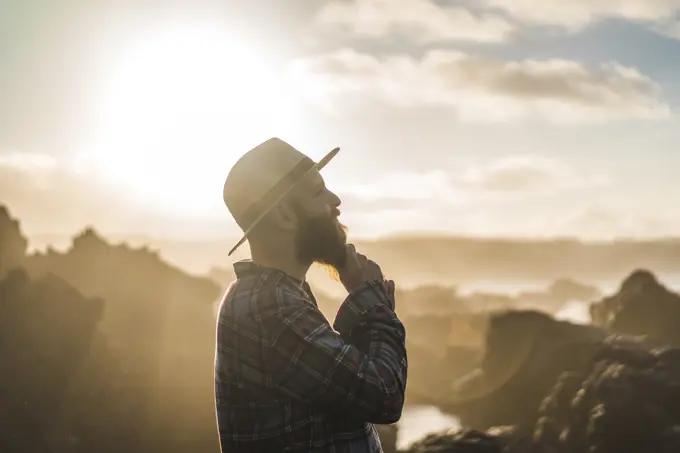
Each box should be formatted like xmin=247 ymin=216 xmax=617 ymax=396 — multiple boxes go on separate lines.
xmin=240 ymin=155 xmax=315 ymax=228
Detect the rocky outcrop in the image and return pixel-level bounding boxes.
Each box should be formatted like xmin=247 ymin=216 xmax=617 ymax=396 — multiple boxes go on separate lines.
xmin=403 ymin=429 xmax=506 ymax=453
xmin=534 ymin=341 xmax=680 ymax=453
xmin=402 ymin=339 xmax=680 ymax=453
xmin=442 ymin=310 xmax=607 ymax=431
xmin=0 ymin=268 xmax=105 ymax=452
xmin=590 ymin=269 xmax=680 ymax=347
xmin=0 ymin=206 xmax=224 ymax=453
xmin=0 ymin=206 xmax=27 ymax=278
xmin=5 ymin=201 xmax=680 ymax=453
xmin=401 ymin=426 xmax=529 ymax=453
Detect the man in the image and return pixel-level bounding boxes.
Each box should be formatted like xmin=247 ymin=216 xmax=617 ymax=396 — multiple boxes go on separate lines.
xmin=215 ymin=138 xmax=407 ymax=452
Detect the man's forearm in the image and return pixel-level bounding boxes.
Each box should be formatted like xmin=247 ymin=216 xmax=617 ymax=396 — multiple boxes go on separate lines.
xmin=335 ymin=280 xmax=401 ymax=343
xmin=262 ymin=282 xmax=407 ymax=424
xmin=333 ymin=281 xmax=407 ymax=419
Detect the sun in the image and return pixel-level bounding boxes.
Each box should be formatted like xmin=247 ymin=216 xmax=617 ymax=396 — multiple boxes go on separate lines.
xmin=81 ymin=23 xmax=294 ymax=217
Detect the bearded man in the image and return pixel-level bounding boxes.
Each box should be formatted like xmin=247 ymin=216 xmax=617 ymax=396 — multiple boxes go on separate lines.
xmin=215 ymin=138 xmax=407 ymax=452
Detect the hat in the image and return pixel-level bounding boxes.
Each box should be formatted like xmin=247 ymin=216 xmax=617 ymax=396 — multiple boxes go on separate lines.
xmin=223 ymin=137 xmax=340 ymax=256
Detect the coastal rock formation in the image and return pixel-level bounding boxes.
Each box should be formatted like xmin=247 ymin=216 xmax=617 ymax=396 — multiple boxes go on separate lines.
xmin=534 ymin=341 xmax=680 ymax=453
xmin=590 ymin=269 xmax=680 ymax=347
xmin=400 ymin=425 xmax=530 ymax=453
xmin=401 ymin=339 xmax=680 ymax=453
xmin=447 ymin=310 xmax=608 ymax=430
xmin=403 ymin=429 xmax=506 ymax=453
xmin=0 ymin=206 xmax=224 ymax=452
xmin=5 ymin=200 xmax=680 ymax=453
xmin=0 ymin=205 xmax=27 ymax=278
xmin=0 ymin=268 xmax=105 ymax=452
xmin=463 ymin=279 xmax=601 ymax=315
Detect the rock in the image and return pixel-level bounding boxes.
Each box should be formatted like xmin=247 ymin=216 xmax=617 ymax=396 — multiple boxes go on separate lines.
xmin=403 ymin=429 xmax=506 ymax=453
xmin=449 ymin=310 xmax=607 ymax=430
xmin=547 ymin=278 xmax=601 ymax=305
xmin=590 ymin=270 xmax=680 ymax=347
xmin=399 ymin=426 xmax=533 ymax=453
xmin=426 ymin=336 xmax=680 ymax=453
xmin=0 ymin=268 xmax=105 ymax=452
xmin=402 ymin=271 xmax=680 ymax=453
xmin=0 ymin=205 xmax=28 ymax=279
xmin=534 ymin=342 xmax=680 ymax=453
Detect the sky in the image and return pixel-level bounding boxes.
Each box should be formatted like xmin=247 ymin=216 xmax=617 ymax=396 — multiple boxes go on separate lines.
xmin=2 ymin=0 xmax=680 ymax=241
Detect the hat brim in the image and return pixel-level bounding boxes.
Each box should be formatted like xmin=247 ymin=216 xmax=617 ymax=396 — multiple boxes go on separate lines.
xmin=228 ymin=147 xmax=340 ymax=256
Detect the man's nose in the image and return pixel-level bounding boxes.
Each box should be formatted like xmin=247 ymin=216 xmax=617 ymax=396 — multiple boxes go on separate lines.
xmin=328 ymin=191 xmax=341 ymax=209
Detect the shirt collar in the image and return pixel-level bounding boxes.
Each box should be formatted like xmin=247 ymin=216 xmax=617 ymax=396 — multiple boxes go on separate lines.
xmin=233 ymin=259 xmax=314 ymax=294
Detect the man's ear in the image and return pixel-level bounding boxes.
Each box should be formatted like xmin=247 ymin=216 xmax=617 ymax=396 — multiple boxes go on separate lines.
xmin=268 ymin=202 xmax=298 ymax=232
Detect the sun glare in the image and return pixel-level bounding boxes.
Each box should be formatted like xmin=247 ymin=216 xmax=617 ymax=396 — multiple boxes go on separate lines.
xmin=81 ymin=24 xmax=293 ymax=216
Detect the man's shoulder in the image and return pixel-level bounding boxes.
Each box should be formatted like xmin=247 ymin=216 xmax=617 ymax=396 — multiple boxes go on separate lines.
xmin=219 ymin=275 xmax=310 ymax=320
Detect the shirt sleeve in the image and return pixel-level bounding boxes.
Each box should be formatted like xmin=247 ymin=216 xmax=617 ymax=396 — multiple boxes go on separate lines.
xmin=260 ymin=280 xmax=407 ymax=424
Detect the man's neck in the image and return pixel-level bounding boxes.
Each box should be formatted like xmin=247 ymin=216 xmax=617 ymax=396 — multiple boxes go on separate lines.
xmin=250 ymin=248 xmax=310 ymax=283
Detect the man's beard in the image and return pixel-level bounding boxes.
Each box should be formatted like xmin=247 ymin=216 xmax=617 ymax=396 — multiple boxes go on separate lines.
xmin=294 ymin=211 xmax=348 ymax=276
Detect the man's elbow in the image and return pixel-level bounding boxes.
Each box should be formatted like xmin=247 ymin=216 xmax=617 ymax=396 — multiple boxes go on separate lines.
xmin=371 ymin=392 xmax=405 ymax=424
xmin=374 ymin=410 xmax=403 ymax=425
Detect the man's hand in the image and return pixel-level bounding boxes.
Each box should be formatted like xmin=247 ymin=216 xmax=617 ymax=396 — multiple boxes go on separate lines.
xmin=338 ymin=244 xmax=384 ymax=293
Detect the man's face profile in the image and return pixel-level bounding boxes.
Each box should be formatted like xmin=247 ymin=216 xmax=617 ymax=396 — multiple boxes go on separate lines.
xmin=291 ymin=173 xmax=348 ymax=273
xmin=294 ymin=208 xmax=348 ymax=274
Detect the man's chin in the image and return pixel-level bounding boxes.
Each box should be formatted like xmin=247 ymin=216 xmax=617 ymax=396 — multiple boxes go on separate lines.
xmin=314 ymin=249 xmax=346 ymax=281
xmin=336 ymin=221 xmax=348 ymax=240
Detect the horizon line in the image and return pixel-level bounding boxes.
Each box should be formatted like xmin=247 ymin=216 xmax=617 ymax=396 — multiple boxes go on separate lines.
xmin=26 ymin=229 xmax=680 ymax=246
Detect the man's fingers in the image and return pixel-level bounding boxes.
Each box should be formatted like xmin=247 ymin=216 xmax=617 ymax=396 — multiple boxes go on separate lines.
xmin=381 ymin=280 xmax=395 ymax=301
xmin=366 ymin=260 xmax=382 ymax=279
xmin=344 ymin=244 xmax=358 ymax=268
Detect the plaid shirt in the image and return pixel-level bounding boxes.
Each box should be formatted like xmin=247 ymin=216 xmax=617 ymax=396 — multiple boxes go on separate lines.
xmin=214 ymin=261 xmax=407 ymax=453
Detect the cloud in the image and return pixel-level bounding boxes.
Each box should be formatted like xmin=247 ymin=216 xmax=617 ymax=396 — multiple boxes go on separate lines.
xmin=547 ymin=201 xmax=680 ymax=239
xmin=0 ymin=151 xmax=136 ymax=236
xmin=336 ymin=156 xmax=609 ymax=218
xmin=0 ymin=151 xmax=232 ymax=239
xmin=315 ymin=0 xmax=516 ymax=43
xmin=2 ymin=151 xmax=677 ymax=241
xmin=335 ymin=170 xmax=468 ymax=226
xmin=656 ymin=19 xmax=680 ymax=39
xmin=0 ymin=153 xmax=59 ymax=171
xmin=342 ymin=191 xmax=680 ymax=240
xmin=331 ymin=156 xmax=632 ymax=237
xmin=288 ymin=48 xmax=672 ymax=122
xmin=312 ymin=0 xmax=680 ymax=42
xmin=339 ymin=170 xmax=458 ymax=201
xmin=455 ymin=156 xmax=610 ymax=192
xmin=483 ymin=0 xmax=680 ymax=30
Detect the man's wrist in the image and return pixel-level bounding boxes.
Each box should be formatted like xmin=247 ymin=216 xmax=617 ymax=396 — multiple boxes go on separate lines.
xmin=333 ymin=280 xmax=395 ymax=334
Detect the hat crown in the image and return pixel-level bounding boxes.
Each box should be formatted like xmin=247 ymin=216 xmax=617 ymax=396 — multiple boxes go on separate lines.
xmin=223 ymin=137 xmax=312 ymax=227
